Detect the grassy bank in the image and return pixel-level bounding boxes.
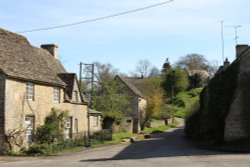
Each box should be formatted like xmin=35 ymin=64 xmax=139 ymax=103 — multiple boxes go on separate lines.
xmin=174 ymin=88 xmax=202 ymax=118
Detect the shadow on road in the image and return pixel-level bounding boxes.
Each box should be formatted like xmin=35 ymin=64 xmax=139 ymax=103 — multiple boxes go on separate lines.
xmin=80 ymin=126 xmax=224 ymax=162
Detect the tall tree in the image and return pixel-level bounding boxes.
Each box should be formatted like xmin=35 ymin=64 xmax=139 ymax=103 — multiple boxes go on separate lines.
xmin=176 ymin=54 xmax=209 ymax=75
xmin=136 ymin=77 xmax=164 ymax=129
xmin=134 ymin=59 xmax=160 ymax=78
xmin=93 ymin=61 xmax=118 ymax=87
xmin=162 ymin=58 xmax=171 ymax=73
xmin=92 ymin=80 xmax=130 ymax=125
xmin=135 ymin=59 xmax=151 ymax=78
xmin=161 ymin=67 xmax=189 ymax=97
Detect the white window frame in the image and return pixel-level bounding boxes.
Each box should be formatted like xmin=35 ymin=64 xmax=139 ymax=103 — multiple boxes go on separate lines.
xmin=53 ymin=87 xmax=60 ymax=103
xmin=93 ymin=115 xmax=99 ymax=127
xmin=25 ymin=116 xmax=34 ymax=143
xmin=26 ymin=83 xmax=34 ymax=101
xmin=65 ymin=117 xmax=72 ymax=139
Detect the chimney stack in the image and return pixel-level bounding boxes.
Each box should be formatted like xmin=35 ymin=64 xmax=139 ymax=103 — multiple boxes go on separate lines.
xmin=236 ymin=45 xmax=249 ymax=58
xmin=41 ymin=44 xmax=59 ymax=59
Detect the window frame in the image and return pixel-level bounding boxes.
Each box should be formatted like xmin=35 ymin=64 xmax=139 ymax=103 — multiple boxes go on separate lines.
xmin=25 ymin=116 xmax=35 ymax=143
xmin=93 ymin=115 xmax=99 ymax=127
xmin=26 ymin=82 xmax=34 ymax=101
xmin=65 ymin=117 xmax=72 ymax=139
xmin=53 ymin=87 xmax=60 ymax=103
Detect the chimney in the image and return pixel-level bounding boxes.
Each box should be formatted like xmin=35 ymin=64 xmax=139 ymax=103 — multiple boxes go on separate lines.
xmin=41 ymin=44 xmax=59 ymax=59
xmin=223 ymin=58 xmax=230 ymax=69
xmin=236 ymin=45 xmax=249 ymax=58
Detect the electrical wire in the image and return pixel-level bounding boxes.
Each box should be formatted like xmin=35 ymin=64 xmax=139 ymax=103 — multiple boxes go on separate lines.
xmin=16 ymin=0 xmax=174 ymax=33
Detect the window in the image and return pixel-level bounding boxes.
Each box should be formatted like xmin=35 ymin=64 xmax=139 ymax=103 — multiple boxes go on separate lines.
xmin=93 ymin=116 xmax=98 ymax=127
xmin=65 ymin=117 xmax=72 ymax=139
xmin=53 ymin=87 xmax=60 ymax=103
xmin=25 ymin=116 xmax=34 ymax=143
xmin=26 ymin=83 xmax=34 ymax=101
xmin=72 ymin=91 xmax=78 ymax=102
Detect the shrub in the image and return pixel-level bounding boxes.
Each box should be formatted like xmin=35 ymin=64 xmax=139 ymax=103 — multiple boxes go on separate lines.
xmin=35 ymin=108 xmax=68 ymax=144
xmin=90 ymin=129 xmax=112 ymax=141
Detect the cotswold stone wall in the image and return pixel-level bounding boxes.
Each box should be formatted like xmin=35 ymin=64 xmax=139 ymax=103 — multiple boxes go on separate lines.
xmin=4 ymin=78 xmax=88 ymax=151
xmin=0 ymin=73 xmax=5 ymax=153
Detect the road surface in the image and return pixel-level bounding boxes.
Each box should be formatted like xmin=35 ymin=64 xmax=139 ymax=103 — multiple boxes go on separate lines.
xmin=1 ymin=119 xmax=250 ymax=167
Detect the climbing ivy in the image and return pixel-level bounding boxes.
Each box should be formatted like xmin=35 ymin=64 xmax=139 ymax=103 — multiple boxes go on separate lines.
xmin=185 ymin=62 xmax=239 ymax=145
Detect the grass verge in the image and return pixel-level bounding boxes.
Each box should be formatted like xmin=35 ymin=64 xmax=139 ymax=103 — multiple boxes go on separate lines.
xmin=143 ymin=121 xmax=179 ymax=134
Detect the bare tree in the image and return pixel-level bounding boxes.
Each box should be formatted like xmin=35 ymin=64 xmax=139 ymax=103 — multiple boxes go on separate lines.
xmin=135 ymin=59 xmax=152 ymax=78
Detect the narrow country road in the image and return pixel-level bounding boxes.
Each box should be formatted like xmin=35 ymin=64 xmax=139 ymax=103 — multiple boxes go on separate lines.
xmin=1 ymin=119 xmax=250 ymax=167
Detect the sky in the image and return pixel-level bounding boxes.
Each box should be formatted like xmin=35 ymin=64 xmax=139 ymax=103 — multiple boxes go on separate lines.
xmin=1 ymin=0 xmax=250 ymax=75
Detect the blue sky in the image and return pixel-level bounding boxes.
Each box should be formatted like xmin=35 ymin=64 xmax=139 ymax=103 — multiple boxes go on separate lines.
xmin=1 ymin=0 xmax=250 ymax=74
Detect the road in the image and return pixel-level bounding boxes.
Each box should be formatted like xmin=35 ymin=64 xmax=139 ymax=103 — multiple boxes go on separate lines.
xmin=1 ymin=119 xmax=250 ymax=167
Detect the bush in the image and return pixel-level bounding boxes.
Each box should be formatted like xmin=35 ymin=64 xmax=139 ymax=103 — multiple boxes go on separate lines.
xmin=90 ymin=129 xmax=112 ymax=141
xmin=35 ymin=108 xmax=68 ymax=144
xmin=25 ymin=143 xmax=54 ymax=155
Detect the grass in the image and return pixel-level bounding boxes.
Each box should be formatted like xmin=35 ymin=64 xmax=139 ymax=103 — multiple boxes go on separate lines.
xmin=143 ymin=121 xmax=179 ymax=134
xmin=174 ymin=88 xmax=203 ymax=119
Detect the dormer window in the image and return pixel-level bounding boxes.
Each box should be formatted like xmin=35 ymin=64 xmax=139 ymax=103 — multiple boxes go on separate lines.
xmin=72 ymin=91 xmax=78 ymax=102
xmin=26 ymin=83 xmax=34 ymax=101
xmin=53 ymin=87 xmax=60 ymax=103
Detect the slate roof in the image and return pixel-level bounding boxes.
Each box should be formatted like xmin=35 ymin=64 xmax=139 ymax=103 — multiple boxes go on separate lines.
xmin=88 ymin=108 xmax=101 ymax=115
xmin=0 ymin=28 xmax=66 ymax=86
xmin=115 ymin=75 xmax=145 ymax=98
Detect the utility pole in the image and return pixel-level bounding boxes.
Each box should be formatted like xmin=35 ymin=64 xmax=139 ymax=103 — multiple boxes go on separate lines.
xmin=79 ymin=62 xmax=83 ymax=91
xmin=79 ymin=62 xmax=94 ymax=139
xmin=79 ymin=62 xmax=95 ymax=106
xmin=219 ymin=20 xmax=225 ymax=62
xmin=171 ymin=86 xmax=175 ymax=124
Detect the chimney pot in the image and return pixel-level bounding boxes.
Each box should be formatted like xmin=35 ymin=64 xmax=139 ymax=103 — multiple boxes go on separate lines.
xmin=41 ymin=44 xmax=59 ymax=59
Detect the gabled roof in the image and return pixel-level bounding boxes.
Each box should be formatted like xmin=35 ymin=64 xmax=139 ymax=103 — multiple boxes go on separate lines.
xmin=58 ymin=73 xmax=76 ymax=99
xmin=0 ymin=28 xmax=66 ymax=86
xmin=58 ymin=73 xmax=89 ymax=104
xmin=115 ymin=75 xmax=145 ymax=98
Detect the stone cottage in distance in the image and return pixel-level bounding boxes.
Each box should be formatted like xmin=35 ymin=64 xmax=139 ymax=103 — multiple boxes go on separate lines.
xmin=0 ymin=28 xmax=96 ymax=153
xmin=115 ymin=75 xmax=147 ymax=133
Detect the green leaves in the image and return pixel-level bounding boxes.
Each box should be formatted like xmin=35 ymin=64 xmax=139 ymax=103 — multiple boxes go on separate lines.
xmin=35 ymin=108 xmax=68 ymax=144
xmin=92 ymin=80 xmax=130 ymax=123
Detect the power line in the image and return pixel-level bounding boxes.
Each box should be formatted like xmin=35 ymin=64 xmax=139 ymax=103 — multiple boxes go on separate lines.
xmin=17 ymin=0 xmax=174 ymax=34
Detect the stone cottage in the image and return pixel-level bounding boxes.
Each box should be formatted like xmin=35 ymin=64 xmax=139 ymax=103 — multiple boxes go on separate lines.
xmin=115 ymin=75 xmax=147 ymax=133
xmin=0 ymin=28 xmax=90 ymax=153
xmin=223 ymin=45 xmax=250 ymax=141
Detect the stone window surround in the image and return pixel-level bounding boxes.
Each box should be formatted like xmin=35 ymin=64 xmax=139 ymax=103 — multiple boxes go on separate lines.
xmin=53 ymin=87 xmax=60 ymax=103
xmin=72 ymin=91 xmax=78 ymax=102
xmin=25 ymin=115 xmax=35 ymax=143
xmin=93 ymin=115 xmax=99 ymax=127
xmin=26 ymin=82 xmax=34 ymax=101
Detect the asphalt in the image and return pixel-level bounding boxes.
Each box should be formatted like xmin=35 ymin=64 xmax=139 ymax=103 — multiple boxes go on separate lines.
xmin=1 ymin=118 xmax=250 ymax=167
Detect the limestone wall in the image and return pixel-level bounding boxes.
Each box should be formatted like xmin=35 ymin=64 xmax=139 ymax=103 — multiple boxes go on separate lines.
xmin=0 ymin=73 xmax=5 ymax=153
xmin=89 ymin=114 xmax=102 ymax=134
xmin=4 ymin=78 xmax=88 ymax=149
